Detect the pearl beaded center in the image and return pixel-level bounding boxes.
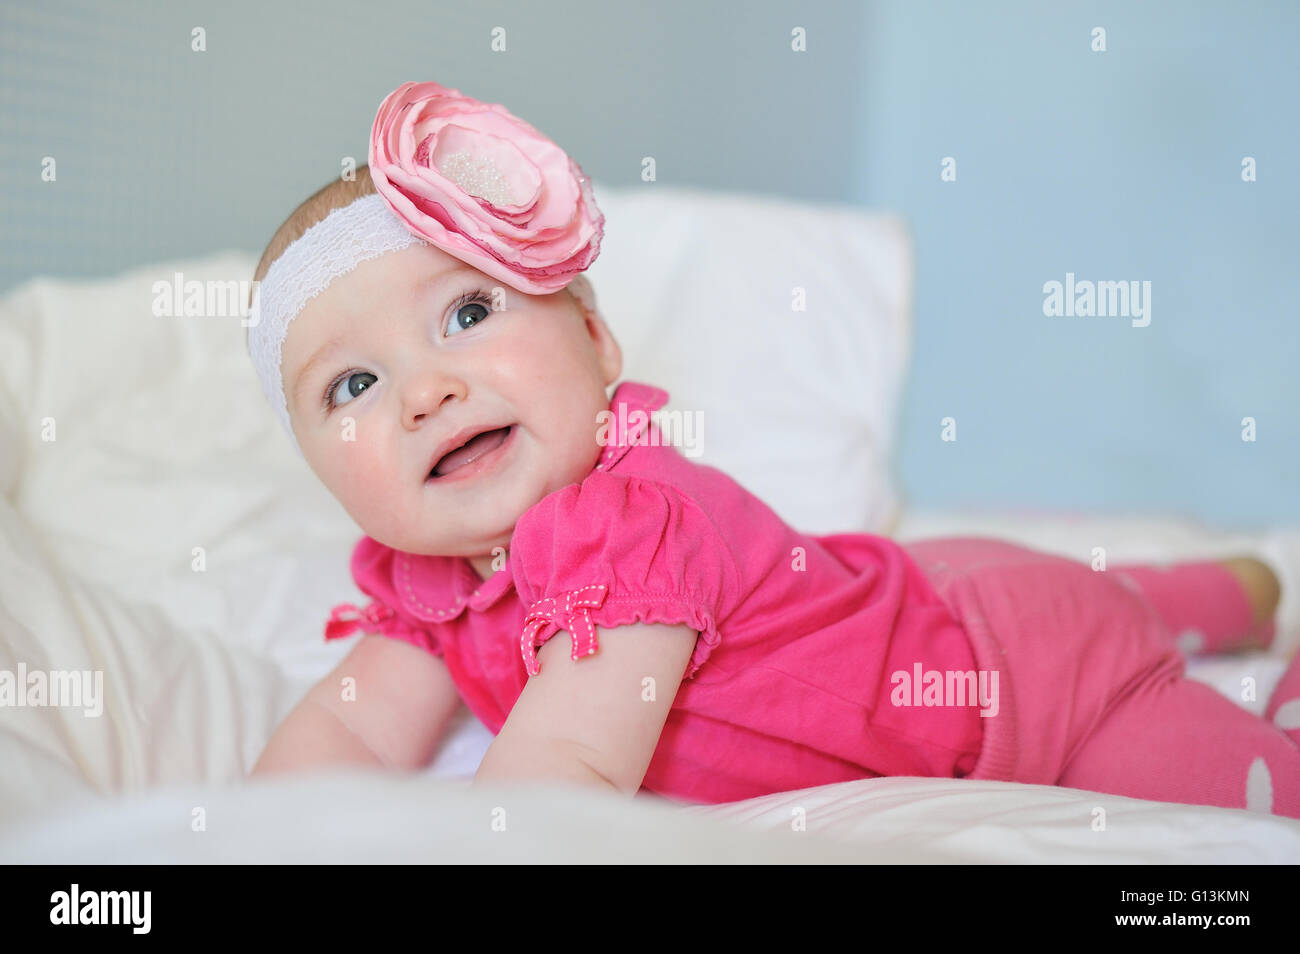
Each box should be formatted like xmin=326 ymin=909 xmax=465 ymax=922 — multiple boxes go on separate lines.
xmin=438 ymin=150 xmax=518 ymax=207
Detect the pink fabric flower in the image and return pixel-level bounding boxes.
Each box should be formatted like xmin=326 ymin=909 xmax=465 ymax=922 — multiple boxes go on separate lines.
xmin=368 ymin=81 xmax=604 ymax=295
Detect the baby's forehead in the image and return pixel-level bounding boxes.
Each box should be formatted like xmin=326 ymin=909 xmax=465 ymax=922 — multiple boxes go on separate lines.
xmin=283 ymin=242 xmax=479 ymax=358
xmin=346 ymin=241 xmax=466 ymax=296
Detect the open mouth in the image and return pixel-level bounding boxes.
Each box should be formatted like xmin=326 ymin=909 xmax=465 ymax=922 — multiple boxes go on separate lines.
xmin=427 ymin=425 xmax=514 ymax=481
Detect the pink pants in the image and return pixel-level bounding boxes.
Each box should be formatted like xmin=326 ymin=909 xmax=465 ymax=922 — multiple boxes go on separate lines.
xmin=902 ymin=537 xmax=1300 ymax=818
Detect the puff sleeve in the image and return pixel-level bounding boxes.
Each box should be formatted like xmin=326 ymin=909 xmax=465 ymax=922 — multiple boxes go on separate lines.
xmin=323 ymin=536 xmax=443 ymax=657
xmin=509 ymin=472 xmax=737 ymax=679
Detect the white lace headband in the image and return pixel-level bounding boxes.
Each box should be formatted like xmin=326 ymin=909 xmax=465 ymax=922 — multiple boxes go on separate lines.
xmin=247 ymin=192 xmax=597 ymax=455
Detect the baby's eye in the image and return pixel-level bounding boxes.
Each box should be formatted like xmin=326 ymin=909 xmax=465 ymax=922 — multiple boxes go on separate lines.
xmin=327 ymin=371 xmax=377 ymax=409
xmin=445 ymin=291 xmax=494 ymax=337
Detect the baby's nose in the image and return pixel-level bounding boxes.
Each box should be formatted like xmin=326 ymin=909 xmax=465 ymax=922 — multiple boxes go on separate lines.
xmin=402 ymin=377 xmax=467 ymax=430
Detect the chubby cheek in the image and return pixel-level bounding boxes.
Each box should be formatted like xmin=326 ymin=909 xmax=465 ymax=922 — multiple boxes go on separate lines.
xmin=505 ymin=322 xmax=606 ymax=427
xmin=318 ymin=432 xmax=407 ymax=527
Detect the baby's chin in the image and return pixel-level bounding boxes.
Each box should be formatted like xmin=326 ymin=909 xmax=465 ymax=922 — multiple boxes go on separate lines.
xmin=402 ymin=534 xmax=510 ymax=559
xmin=361 ymin=500 xmax=528 ymax=558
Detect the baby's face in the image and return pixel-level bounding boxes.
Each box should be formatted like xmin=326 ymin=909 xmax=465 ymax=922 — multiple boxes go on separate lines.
xmin=281 ymin=241 xmax=621 ymax=567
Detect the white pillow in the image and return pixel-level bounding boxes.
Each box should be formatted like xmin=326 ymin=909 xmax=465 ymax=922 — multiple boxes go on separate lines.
xmin=584 ymin=180 xmax=912 ymax=535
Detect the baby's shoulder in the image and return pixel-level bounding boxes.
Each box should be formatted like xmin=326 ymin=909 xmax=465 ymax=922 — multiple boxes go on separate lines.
xmin=610 ymin=441 xmax=795 ymax=539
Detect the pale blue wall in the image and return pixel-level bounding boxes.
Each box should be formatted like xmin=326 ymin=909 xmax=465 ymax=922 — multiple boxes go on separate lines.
xmin=854 ymin=0 xmax=1299 ymax=527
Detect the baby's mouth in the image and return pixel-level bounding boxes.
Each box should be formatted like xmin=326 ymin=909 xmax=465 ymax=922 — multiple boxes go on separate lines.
xmin=427 ymin=425 xmax=513 ymax=480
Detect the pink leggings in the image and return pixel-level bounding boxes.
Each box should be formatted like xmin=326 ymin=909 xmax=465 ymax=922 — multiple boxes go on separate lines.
xmin=904 ymin=539 xmax=1300 ymax=819
xmin=1061 ymin=560 xmax=1300 ymax=816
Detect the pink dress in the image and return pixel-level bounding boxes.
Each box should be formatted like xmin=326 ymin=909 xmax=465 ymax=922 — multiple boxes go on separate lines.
xmin=324 ymin=379 xmax=986 ymax=802
xmin=323 ymin=380 xmax=1300 ymax=815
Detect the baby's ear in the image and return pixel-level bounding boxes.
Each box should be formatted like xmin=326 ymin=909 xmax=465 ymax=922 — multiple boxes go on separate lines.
xmin=589 ymin=313 xmax=622 ymax=386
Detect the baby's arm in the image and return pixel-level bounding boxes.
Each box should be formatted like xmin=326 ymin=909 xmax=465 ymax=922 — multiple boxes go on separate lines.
xmin=250 ymin=633 xmax=462 ymax=776
xmin=474 ymin=621 xmax=698 ymax=794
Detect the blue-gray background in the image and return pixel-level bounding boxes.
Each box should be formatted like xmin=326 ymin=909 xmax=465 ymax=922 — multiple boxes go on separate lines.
xmin=1 ymin=0 xmax=1295 ymax=527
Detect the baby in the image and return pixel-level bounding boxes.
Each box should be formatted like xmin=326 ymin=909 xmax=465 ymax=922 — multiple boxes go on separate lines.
xmin=249 ymin=82 xmax=1300 ymax=816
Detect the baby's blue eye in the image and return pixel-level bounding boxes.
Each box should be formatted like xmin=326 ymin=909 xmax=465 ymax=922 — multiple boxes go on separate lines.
xmin=327 ymin=371 xmax=376 ymax=409
xmin=445 ymin=293 xmax=494 ymax=337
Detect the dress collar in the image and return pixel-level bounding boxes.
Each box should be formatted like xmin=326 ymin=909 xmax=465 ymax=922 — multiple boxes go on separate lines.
xmin=393 ymin=380 xmax=670 ymax=623
xmin=594 ymin=380 xmax=669 ymax=472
